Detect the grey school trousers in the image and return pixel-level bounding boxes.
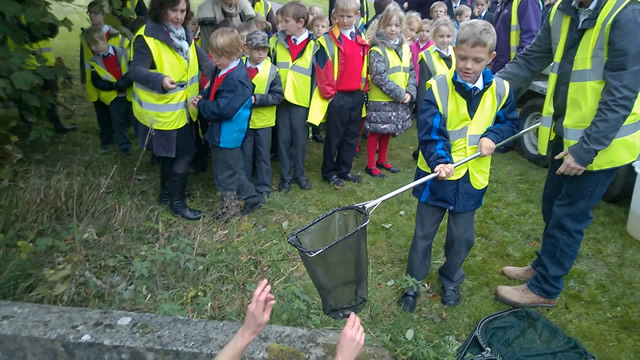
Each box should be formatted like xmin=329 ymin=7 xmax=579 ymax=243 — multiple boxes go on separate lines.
xmin=241 ymin=127 xmax=273 ymax=194
xmin=276 ymin=101 xmax=309 ymax=182
xmin=405 ymin=201 xmax=475 ymax=289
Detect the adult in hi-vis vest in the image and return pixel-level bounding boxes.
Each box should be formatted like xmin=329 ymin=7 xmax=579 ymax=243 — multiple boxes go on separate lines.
xmin=495 ymin=0 xmax=640 ymax=307
xmin=129 ymin=0 xmax=215 ymax=221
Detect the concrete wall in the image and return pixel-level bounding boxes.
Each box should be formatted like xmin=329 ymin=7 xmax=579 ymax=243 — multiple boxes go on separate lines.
xmin=0 ymin=301 xmax=391 ymax=359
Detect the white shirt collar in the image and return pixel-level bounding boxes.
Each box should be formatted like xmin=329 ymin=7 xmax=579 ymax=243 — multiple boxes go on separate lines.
xmin=433 ymin=45 xmax=451 ymax=56
xmin=100 ymin=45 xmax=115 ymax=57
xmin=418 ymin=40 xmax=429 ymax=48
xmin=246 ymin=58 xmax=265 ymax=72
xmin=340 ymin=26 xmax=356 ymax=39
xmin=218 ymin=58 xmax=241 ymax=77
xmin=290 ymin=30 xmax=309 ymax=45
xmin=572 ymin=0 xmax=598 ymax=26
xmin=457 ymin=72 xmax=484 ymax=92
xmin=452 ymin=0 xmax=462 ymax=8
xmin=479 ymin=9 xmax=488 ymax=18
xmin=102 ymin=25 xmax=110 ymax=34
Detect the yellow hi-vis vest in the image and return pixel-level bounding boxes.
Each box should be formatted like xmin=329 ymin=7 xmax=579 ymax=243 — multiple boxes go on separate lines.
xmin=274 ymin=33 xmax=317 ymax=107
xmin=417 ymin=74 xmax=510 ymax=189
xmin=132 ymin=26 xmax=200 ymax=130
xmin=23 ymin=39 xmax=55 ymax=69
xmin=509 ymin=0 xmax=523 ymax=59
xmin=89 ymin=46 xmax=131 ymax=105
xmin=368 ymin=44 xmax=411 ymax=102
xmin=81 ymin=28 xmax=130 ymax=102
xmin=307 ymin=31 xmax=368 ymax=126
xmin=244 ymin=57 xmax=279 ymax=128
xmin=253 ymin=0 xmax=272 ymax=17
xmin=539 ymin=0 xmax=640 ymax=170
xmin=418 ymin=45 xmax=455 ymax=86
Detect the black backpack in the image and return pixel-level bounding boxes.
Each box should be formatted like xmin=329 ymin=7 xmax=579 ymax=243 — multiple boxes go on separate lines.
xmin=457 ymin=308 xmax=596 ymax=360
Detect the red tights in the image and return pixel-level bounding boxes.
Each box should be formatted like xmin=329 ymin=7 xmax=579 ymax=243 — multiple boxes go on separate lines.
xmin=367 ymin=132 xmax=391 ymax=169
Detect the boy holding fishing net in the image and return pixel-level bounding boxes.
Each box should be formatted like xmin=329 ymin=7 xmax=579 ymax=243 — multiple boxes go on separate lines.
xmin=398 ymin=20 xmax=522 ymax=311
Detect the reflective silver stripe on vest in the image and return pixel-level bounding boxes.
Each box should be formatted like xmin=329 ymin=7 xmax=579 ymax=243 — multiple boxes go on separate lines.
xmin=568 ymin=0 xmax=627 ymax=83
xmin=550 ymin=61 xmax=560 ymax=74
xmin=263 ymin=64 xmax=278 ymax=95
xmin=563 ymin=121 xmax=640 ymax=141
xmin=510 ymin=45 xmax=518 ymax=54
xmin=423 ymin=51 xmax=437 ymax=77
xmin=541 ymin=115 xmax=553 ymax=128
xmin=132 ymin=91 xmax=186 ymax=112
xmin=550 ymin=8 xmax=564 ymax=56
xmin=493 ymin=77 xmax=507 ymax=116
xmin=388 ymin=65 xmax=402 ymax=74
xmin=434 ymin=74 xmax=449 ymax=116
xmin=276 ymin=61 xmax=289 ymax=69
xmin=136 ymin=82 xmax=188 ymax=95
xmin=39 ymin=47 xmax=52 ymax=53
xmin=468 ymin=135 xmax=481 ymax=146
xmin=323 ymin=33 xmax=335 ymax=62
xmin=290 ymin=64 xmax=312 ymax=76
xmin=449 ymin=126 xmax=468 ymax=142
xmin=511 ymin=24 xmax=520 ymax=31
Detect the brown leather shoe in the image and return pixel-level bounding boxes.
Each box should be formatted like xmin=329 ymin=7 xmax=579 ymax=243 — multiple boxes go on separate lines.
xmin=495 ymin=284 xmax=557 ymax=308
xmin=502 ymin=265 xmax=536 ymax=281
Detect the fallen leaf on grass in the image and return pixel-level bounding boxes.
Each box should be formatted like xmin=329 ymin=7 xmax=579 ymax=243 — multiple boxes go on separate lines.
xmin=529 ymin=241 xmax=538 ymax=247
xmin=282 ymin=221 xmax=289 ymax=230
xmin=377 ymin=282 xmax=383 ymax=288
xmin=430 ymin=293 xmax=440 ymax=301
xmin=399 ymin=211 xmax=405 ymax=216
xmin=386 ymin=280 xmax=395 ymax=286
xmin=405 ymin=329 xmax=414 ymax=341
xmin=381 ymin=223 xmax=392 ymax=229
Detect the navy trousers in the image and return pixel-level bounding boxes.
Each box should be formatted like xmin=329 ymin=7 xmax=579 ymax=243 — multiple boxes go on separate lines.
xmin=528 ymin=139 xmax=617 ymax=299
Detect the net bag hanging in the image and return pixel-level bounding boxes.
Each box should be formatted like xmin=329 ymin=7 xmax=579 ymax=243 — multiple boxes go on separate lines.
xmin=287 ymin=206 xmax=370 ymax=319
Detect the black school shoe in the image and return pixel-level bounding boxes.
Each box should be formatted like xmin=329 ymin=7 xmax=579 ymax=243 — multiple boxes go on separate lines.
xmin=295 ymin=176 xmax=312 ymax=190
xmin=339 ymin=173 xmax=361 ymax=183
xmin=365 ymin=167 xmax=387 ymax=178
xmin=398 ymin=290 xmax=418 ymax=313
xmin=441 ymin=285 xmax=461 ymax=307
xmin=377 ymin=162 xmax=400 ymax=173
xmin=279 ymin=180 xmax=292 ymax=193
xmin=326 ymin=175 xmax=344 ymax=189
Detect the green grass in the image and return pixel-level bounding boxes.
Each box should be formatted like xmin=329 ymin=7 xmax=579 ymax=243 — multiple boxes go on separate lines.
xmin=1 ymin=2 xmax=639 ymax=359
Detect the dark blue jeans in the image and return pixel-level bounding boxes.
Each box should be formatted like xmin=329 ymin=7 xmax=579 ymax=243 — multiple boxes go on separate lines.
xmin=527 ymin=139 xmax=617 ymax=299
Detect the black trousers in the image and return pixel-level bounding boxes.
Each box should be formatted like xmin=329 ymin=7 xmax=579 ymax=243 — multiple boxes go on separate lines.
xmin=108 ymin=96 xmax=132 ymax=152
xmin=93 ymin=100 xmax=113 ymax=146
xmin=211 ymin=145 xmax=261 ymax=203
xmin=405 ymin=201 xmax=476 ymax=288
xmin=322 ymin=91 xmax=365 ymax=179
xmin=276 ymin=101 xmax=309 ymax=181
xmin=241 ymin=127 xmax=273 ymax=194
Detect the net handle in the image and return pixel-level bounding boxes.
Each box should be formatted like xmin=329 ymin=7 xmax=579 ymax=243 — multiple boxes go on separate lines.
xmin=357 ymin=123 xmax=541 ymax=212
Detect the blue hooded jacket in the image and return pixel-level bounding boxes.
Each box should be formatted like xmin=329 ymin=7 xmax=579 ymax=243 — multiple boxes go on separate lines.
xmin=199 ymin=63 xmax=254 ymax=149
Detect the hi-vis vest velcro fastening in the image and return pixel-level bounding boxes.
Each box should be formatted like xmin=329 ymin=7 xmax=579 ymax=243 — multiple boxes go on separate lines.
xmin=368 ymin=45 xmax=411 ymax=102
xmin=539 ymin=0 xmax=640 ymax=170
xmin=418 ymin=75 xmax=510 ymax=189
xmin=275 ymin=34 xmax=317 ymax=107
xmin=82 ymin=29 xmax=130 ymax=102
xmin=418 ymin=45 xmax=455 ymax=86
xmin=244 ymin=57 xmax=278 ymax=129
xmin=307 ymin=32 xmax=368 ymax=125
xmin=253 ymin=0 xmax=272 ymax=17
xmin=132 ymin=26 xmax=200 ymax=130
xmin=90 ymin=46 xmax=131 ymax=105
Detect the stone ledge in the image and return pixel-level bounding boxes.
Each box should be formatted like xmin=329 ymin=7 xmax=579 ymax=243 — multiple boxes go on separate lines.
xmin=0 ymin=301 xmax=392 ymax=359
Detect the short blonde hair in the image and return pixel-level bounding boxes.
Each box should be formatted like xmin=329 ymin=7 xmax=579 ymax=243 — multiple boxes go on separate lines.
xmin=421 ymin=18 xmax=433 ymax=28
xmin=456 ymin=19 xmax=497 ymax=53
xmin=379 ymin=2 xmax=405 ymax=31
xmin=208 ymin=27 xmax=244 ymax=59
xmin=430 ymin=1 xmax=447 ymax=13
xmin=454 ymin=4 xmax=472 ymax=18
xmin=335 ymin=0 xmax=360 ymax=13
xmin=83 ymin=25 xmax=107 ymax=46
xmin=432 ymin=17 xmax=455 ymax=37
xmin=405 ymin=11 xmax=422 ymax=28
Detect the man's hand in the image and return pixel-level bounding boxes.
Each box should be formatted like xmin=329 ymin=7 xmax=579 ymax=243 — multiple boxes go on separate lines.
xmin=252 ymin=95 xmax=256 ymax=104
xmin=434 ymin=163 xmax=455 ymax=179
xmin=478 ymin=137 xmax=496 ymax=156
xmin=335 ymin=312 xmax=365 ymax=360
xmin=240 ymin=279 xmax=276 ymax=339
xmin=162 ymin=76 xmax=176 ymax=91
xmin=401 ymin=93 xmax=412 ymax=104
xmin=554 ymin=150 xmax=585 ymax=176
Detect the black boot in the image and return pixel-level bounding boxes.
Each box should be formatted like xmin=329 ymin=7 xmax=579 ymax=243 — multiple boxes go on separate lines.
xmin=158 ymin=166 xmax=170 ymax=204
xmin=168 ymin=173 xmax=203 ymax=221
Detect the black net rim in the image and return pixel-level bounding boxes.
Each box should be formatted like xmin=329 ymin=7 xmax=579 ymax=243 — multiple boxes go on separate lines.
xmin=287 ymin=205 xmax=370 ymax=257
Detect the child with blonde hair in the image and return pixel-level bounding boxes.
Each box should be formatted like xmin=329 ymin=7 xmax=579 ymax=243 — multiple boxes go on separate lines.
xmin=430 ymin=1 xmax=448 ymax=20
xmin=365 ymin=3 xmax=417 ymax=178
xmin=403 ymin=11 xmax=422 ymax=44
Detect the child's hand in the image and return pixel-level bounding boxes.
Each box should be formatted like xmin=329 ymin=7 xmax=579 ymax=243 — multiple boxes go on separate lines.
xmin=478 ymin=137 xmax=496 ymax=156
xmin=434 ymin=163 xmax=455 ymax=179
xmin=252 ymin=96 xmax=256 ymax=104
xmin=162 ymin=76 xmax=176 ymax=91
xmin=335 ymin=312 xmax=365 ymax=360
xmin=401 ymin=93 xmax=412 ymax=104
xmin=240 ymin=279 xmax=275 ymax=339
xmin=189 ymin=95 xmax=202 ymax=108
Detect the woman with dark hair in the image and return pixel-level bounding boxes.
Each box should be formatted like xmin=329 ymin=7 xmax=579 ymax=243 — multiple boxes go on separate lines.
xmin=129 ymin=0 xmax=214 ymax=220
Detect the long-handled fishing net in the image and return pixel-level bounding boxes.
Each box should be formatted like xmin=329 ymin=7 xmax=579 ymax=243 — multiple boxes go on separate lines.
xmin=288 ymin=124 xmax=541 ymax=319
